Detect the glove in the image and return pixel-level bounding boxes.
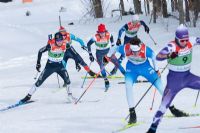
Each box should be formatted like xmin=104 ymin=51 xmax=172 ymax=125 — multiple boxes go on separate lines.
xmin=75 ymin=63 xmax=81 ymax=72
xmin=89 ymin=53 xmax=94 ymax=62
xmin=167 ymin=52 xmax=178 ymax=59
xmin=196 ymin=37 xmax=200 ymax=44
xmin=81 ymin=45 xmax=87 ymax=51
xmin=36 ymin=63 xmax=41 ymax=72
xmin=116 ymin=39 xmax=121 ymax=46
xmin=156 ymin=70 xmax=161 ymax=77
xmin=145 ymin=26 xmax=150 ymax=34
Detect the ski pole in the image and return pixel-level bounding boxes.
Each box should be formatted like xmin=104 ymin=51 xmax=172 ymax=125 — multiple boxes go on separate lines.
xmin=34 ymin=72 xmax=39 ymax=80
xmin=150 ymin=89 xmax=157 ymax=111
xmin=57 ymin=74 xmax=61 ymax=88
xmin=194 ymin=91 xmax=200 ymax=107
xmin=149 ymin=33 xmax=157 ymax=45
xmin=125 ymin=63 xmax=168 ymax=120
xmin=75 ymin=66 xmax=105 ymax=104
xmin=81 ymin=62 xmax=92 ymax=88
xmin=59 ymin=15 xmax=62 ymax=27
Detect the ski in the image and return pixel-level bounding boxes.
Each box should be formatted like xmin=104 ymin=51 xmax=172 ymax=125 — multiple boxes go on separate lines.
xmin=112 ymin=122 xmax=143 ymax=133
xmin=179 ymin=125 xmax=200 ymax=129
xmin=82 ymin=75 xmax=123 ymax=79
xmin=118 ymin=80 xmax=149 ymax=84
xmin=66 ymin=99 xmax=100 ymax=104
xmin=165 ymin=113 xmax=200 ymax=118
xmin=0 ymin=100 xmax=35 ymax=112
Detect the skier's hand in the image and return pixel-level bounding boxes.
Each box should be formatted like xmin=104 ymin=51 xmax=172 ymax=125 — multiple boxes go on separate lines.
xmin=167 ymin=52 xmax=178 ymax=59
xmin=156 ymin=70 xmax=161 ymax=77
xmin=89 ymin=53 xmax=94 ymax=62
xmin=76 ymin=63 xmax=81 ymax=72
xmin=36 ymin=63 xmax=41 ymax=72
xmin=145 ymin=26 xmax=150 ymax=34
xmin=81 ymin=45 xmax=87 ymax=51
xmin=116 ymin=39 xmax=121 ymax=46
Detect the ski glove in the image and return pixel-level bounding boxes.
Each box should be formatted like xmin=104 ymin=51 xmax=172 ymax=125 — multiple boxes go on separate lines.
xmin=76 ymin=63 xmax=81 ymax=72
xmin=89 ymin=53 xmax=94 ymax=62
xmin=116 ymin=39 xmax=121 ymax=46
xmin=81 ymin=45 xmax=88 ymax=51
xmin=36 ymin=63 xmax=41 ymax=72
xmin=145 ymin=26 xmax=150 ymax=34
xmin=167 ymin=52 xmax=178 ymax=59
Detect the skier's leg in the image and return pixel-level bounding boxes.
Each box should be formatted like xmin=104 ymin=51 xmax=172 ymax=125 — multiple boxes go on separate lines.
xmin=96 ymin=51 xmax=107 ymax=78
xmin=125 ymin=62 xmax=138 ymax=124
xmin=70 ymin=47 xmax=96 ymax=76
xmin=21 ymin=64 xmax=55 ymax=102
xmin=141 ymin=65 xmax=164 ymax=95
xmin=185 ymin=72 xmax=200 ymax=90
xmin=147 ymin=87 xmax=178 ymax=133
xmin=109 ymin=54 xmax=125 ymax=75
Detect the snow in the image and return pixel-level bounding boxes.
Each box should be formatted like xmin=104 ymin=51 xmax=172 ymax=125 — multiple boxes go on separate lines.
xmin=0 ymin=1 xmax=200 ymax=133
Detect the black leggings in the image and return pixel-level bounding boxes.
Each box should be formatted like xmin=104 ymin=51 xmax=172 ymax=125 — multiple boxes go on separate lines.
xmin=35 ymin=62 xmax=70 ymax=87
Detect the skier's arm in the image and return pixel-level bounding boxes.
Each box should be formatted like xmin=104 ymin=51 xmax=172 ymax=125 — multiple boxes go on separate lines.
xmin=87 ymin=37 xmax=95 ymax=53
xmin=70 ymin=33 xmax=86 ymax=47
xmin=37 ymin=44 xmax=50 ymax=64
xmin=146 ymin=46 xmax=159 ymax=71
xmin=189 ymin=37 xmax=200 ymax=46
xmin=117 ymin=24 xmax=127 ymax=39
xmin=140 ymin=20 xmax=149 ymax=33
xmin=156 ymin=44 xmax=174 ymax=61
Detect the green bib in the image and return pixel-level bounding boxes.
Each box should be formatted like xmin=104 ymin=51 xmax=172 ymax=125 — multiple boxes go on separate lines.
xmin=168 ymin=52 xmax=192 ymax=66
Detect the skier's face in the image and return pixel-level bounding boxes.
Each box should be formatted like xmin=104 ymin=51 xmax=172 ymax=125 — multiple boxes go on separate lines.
xmin=55 ymin=39 xmax=63 ymax=47
xmin=179 ymin=38 xmax=189 ymax=47
xmin=132 ymin=20 xmax=139 ymax=25
xmin=99 ymin=32 xmax=106 ymax=37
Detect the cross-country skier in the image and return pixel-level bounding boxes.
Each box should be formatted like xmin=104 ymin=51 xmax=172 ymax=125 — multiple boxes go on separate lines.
xmin=20 ymin=32 xmax=75 ymax=103
xmin=87 ymin=23 xmax=125 ymax=90
xmin=147 ymin=24 xmax=200 ymax=133
xmin=110 ymin=14 xmax=150 ymax=75
xmin=108 ymin=37 xmax=188 ymax=124
xmin=59 ymin=26 xmax=97 ymax=87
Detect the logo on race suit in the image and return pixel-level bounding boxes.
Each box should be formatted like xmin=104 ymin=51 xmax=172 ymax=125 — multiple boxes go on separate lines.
xmin=148 ymin=68 xmax=155 ymax=75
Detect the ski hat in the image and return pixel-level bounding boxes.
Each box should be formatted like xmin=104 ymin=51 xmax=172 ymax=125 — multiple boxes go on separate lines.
xmin=54 ymin=32 xmax=63 ymax=41
xmin=97 ymin=23 xmax=106 ymax=33
xmin=59 ymin=26 xmax=66 ymax=32
xmin=175 ymin=24 xmax=189 ymax=39
xmin=129 ymin=38 xmax=141 ymax=52
xmin=132 ymin=14 xmax=140 ymax=22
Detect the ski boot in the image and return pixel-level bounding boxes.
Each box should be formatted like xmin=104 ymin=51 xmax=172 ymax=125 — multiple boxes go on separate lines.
xmin=128 ymin=107 xmax=137 ymax=124
xmin=146 ymin=123 xmax=157 ymax=133
xmin=66 ymin=85 xmax=77 ymax=103
xmin=63 ymin=82 xmax=67 ymax=87
xmin=169 ymin=105 xmax=189 ymax=117
xmin=20 ymin=94 xmax=31 ymax=103
xmin=104 ymin=78 xmax=110 ymax=92
xmin=110 ymin=67 xmax=118 ymax=76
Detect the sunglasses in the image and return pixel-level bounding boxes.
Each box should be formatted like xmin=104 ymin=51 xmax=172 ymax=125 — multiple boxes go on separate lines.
xmin=179 ymin=39 xmax=189 ymax=43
